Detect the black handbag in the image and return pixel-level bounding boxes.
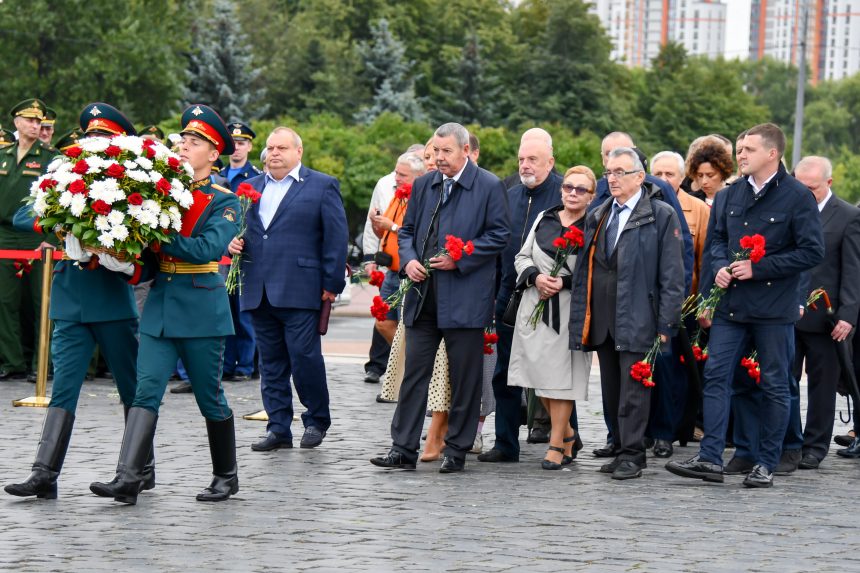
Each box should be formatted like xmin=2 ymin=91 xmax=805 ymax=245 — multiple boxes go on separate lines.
xmin=502 ymin=289 xmax=523 ymax=327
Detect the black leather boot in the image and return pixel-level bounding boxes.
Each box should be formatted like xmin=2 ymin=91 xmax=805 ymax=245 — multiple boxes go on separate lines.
xmin=89 ymin=407 xmax=158 ymax=505
xmin=5 ymin=407 xmax=75 ymax=499
xmin=197 ymin=415 xmax=239 ymax=502
xmin=119 ymin=406 xmax=156 ymax=491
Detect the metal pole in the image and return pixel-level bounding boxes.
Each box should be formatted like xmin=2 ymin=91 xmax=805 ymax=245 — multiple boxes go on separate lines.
xmin=792 ymin=0 xmax=809 ymax=168
xmin=13 ymin=246 xmax=54 ymax=407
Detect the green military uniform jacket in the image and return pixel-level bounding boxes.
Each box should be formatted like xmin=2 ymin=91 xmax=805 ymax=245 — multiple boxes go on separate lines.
xmin=134 ymin=177 xmax=240 ymax=338
xmin=12 ymin=205 xmax=138 ymax=323
xmin=0 ymin=140 xmax=56 ymax=248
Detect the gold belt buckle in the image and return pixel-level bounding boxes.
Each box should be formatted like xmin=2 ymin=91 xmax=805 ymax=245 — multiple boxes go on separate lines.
xmin=164 ymin=261 xmax=177 ymax=274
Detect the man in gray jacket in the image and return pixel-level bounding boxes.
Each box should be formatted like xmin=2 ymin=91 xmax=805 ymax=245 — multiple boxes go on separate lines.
xmin=569 ymin=147 xmax=685 ymax=480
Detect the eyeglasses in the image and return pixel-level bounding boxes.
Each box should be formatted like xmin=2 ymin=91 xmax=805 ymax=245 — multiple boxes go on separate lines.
xmin=561 ymin=183 xmax=592 ymax=195
xmin=603 ymin=169 xmax=642 ymax=179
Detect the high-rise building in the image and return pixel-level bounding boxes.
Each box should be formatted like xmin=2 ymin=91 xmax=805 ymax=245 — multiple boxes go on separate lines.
xmin=590 ymin=0 xmax=727 ymax=67
xmin=749 ymin=0 xmax=860 ymax=82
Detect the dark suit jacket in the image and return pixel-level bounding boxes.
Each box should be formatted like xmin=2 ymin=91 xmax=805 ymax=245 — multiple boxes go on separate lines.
xmin=398 ymin=159 xmax=510 ymax=329
xmin=797 ymin=194 xmax=860 ymax=333
xmin=239 ymin=165 xmax=349 ymax=312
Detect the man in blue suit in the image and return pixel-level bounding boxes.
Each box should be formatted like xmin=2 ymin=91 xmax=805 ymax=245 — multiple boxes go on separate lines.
xmin=230 ymin=126 xmax=348 ymax=451
xmin=370 ymin=122 xmax=511 ymax=473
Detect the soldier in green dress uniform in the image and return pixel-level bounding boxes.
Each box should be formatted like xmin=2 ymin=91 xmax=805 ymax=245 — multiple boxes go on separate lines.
xmin=0 ymin=99 xmax=56 ymax=380
xmin=90 ymin=104 xmax=241 ymax=505
xmin=39 ymin=106 xmax=56 ymax=144
xmin=5 ymin=103 xmax=153 ymax=500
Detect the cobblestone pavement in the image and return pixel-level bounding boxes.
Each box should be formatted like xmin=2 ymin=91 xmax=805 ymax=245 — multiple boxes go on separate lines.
xmin=0 ymin=315 xmax=857 ymax=572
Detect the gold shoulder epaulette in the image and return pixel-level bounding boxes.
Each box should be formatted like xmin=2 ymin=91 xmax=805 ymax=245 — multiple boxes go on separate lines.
xmin=211 ymin=183 xmax=233 ymax=194
xmin=0 ymin=142 xmax=12 ymax=149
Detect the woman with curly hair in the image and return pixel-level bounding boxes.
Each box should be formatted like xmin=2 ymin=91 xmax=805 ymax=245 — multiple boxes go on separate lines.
xmin=686 ymin=137 xmax=735 ymax=206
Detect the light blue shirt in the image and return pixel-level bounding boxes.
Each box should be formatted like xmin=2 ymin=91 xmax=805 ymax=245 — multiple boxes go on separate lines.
xmin=607 ymin=189 xmax=642 ymax=250
xmin=259 ymin=164 xmax=302 ymax=229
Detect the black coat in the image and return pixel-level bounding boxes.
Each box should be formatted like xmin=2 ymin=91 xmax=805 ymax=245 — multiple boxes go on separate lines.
xmin=796 ymin=194 xmax=860 ymax=332
xmin=707 ymin=163 xmax=825 ymax=324
xmin=569 ymin=188 xmax=685 ymax=353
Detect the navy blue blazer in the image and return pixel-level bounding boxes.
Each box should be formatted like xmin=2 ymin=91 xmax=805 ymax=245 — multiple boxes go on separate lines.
xmin=708 ymin=163 xmax=824 ymax=324
xmin=398 ymin=160 xmax=510 ymax=329
xmin=238 ymin=165 xmax=349 ymax=312
xmin=591 ymin=174 xmax=694 ymax=294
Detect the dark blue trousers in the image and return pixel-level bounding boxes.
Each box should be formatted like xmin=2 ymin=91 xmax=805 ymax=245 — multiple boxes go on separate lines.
xmin=699 ymin=318 xmax=794 ymax=471
xmin=490 ymin=322 xmax=522 ymax=458
xmin=223 ymin=292 xmax=256 ymax=376
xmin=647 ymin=336 xmax=688 ymax=441
xmin=251 ymin=297 xmax=330 ymax=440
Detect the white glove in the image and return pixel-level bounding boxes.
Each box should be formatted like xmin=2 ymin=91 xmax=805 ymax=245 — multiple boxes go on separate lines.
xmin=99 ymin=253 xmax=134 ymax=276
xmin=64 ymin=235 xmax=91 ymax=263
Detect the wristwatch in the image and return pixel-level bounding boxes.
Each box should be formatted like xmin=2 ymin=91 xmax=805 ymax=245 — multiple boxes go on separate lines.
xmin=390 ymin=223 xmax=399 ymax=233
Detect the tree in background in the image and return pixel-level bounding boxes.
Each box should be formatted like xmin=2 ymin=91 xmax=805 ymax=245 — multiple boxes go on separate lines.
xmin=0 ymin=0 xmax=190 ymax=129
xmin=354 ymin=19 xmax=424 ymax=123
xmin=184 ymin=0 xmax=267 ymax=121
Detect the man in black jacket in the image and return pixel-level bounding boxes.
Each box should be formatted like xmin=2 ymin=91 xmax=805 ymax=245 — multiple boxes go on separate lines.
xmin=478 ymin=128 xmax=563 ymax=464
xmin=783 ymin=156 xmax=860 ymax=469
xmin=569 ymin=147 xmax=685 ymax=480
xmin=667 ymin=124 xmax=825 ymax=488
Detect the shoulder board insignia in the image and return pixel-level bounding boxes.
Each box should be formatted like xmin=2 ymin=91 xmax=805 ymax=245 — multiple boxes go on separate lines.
xmin=0 ymin=142 xmax=12 ymax=150
xmin=211 ymin=183 xmax=233 ymax=194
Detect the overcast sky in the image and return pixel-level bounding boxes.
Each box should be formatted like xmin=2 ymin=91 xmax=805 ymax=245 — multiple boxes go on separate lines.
xmin=725 ymin=0 xmax=752 ymax=59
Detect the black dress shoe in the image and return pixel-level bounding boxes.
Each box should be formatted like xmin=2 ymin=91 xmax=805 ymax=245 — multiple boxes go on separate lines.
xmin=599 ymin=458 xmax=623 ymax=474
xmin=221 ymin=371 xmax=236 ymax=381
xmin=653 ymin=439 xmax=673 ymax=458
xmin=364 ymin=371 xmax=381 ymax=384
xmin=798 ymin=454 xmax=820 ymax=469
xmin=300 ymin=426 xmax=326 ymax=448
xmin=250 ymin=432 xmax=293 ymax=452
xmin=375 ymin=393 xmax=397 ymax=404
xmin=724 ymin=456 xmax=756 ymax=475
xmin=743 ymin=464 xmax=774 ymax=488
xmin=169 ymin=381 xmax=192 ymax=394
xmin=370 ymin=450 xmax=416 ymax=470
xmin=227 ymin=374 xmax=251 ymax=382
xmin=774 ymin=449 xmax=801 ymax=476
xmin=526 ymin=427 xmax=550 ymax=444
xmin=643 ymin=437 xmax=655 ymax=449
xmin=611 ymin=460 xmax=644 ymax=480
xmin=593 ymin=442 xmax=619 ymax=458
xmin=835 ymin=433 xmax=855 ymax=447
xmin=837 ymin=437 xmax=860 ymax=458
xmin=476 ymin=448 xmax=518 ymax=463
xmin=439 ymin=455 xmax=465 ymax=473
xmin=665 ymin=455 xmax=724 ymax=483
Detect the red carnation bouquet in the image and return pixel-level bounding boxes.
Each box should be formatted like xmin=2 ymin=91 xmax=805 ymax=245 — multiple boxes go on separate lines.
xmin=527 ymin=225 xmax=584 ymax=329
xmin=394 ymin=183 xmax=412 ymax=201
xmin=368 ymin=269 xmax=386 ymax=288
xmin=630 ymin=337 xmax=660 ymax=388
xmin=741 ymin=350 xmax=761 ymax=384
xmin=225 ymin=182 xmax=262 ymax=294
xmin=483 ymin=328 xmax=499 ymax=355
xmin=370 ymin=234 xmax=474 ymax=320
xmin=698 ymin=234 xmax=767 ymax=319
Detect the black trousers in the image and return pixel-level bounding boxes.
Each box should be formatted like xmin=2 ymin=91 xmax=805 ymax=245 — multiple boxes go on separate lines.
xmin=792 ymin=330 xmax=842 ymax=460
xmin=364 ymin=326 xmax=390 ymax=376
xmin=595 ymin=335 xmax=650 ymax=463
xmin=390 ymin=311 xmax=484 ymax=463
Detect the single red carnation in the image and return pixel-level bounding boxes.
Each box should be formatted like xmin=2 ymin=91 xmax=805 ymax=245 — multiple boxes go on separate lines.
xmin=39 ymin=178 xmax=58 ymax=190
xmin=156 ymin=177 xmax=172 ymax=195
xmin=127 ymin=193 xmax=144 ymax=206
xmin=167 ymin=156 xmax=182 ymax=172
xmin=236 ymin=182 xmax=262 ymax=202
xmin=394 ymin=183 xmax=412 ymax=201
xmin=444 ymin=235 xmax=466 ymax=261
xmin=369 ymin=270 xmax=385 ymax=288
xmin=483 ymin=344 xmax=494 ymax=355
xmin=484 ymin=332 xmax=499 ymax=344
xmin=91 ymin=200 xmax=111 ymax=215
xmin=144 ymin=146 xmax=156 ymax=159
xmin=552 ymin=237 xmax=568 ymax=250
xmin=370 ymin=295 xmax=391 ymax=321
xmin=105 ymin=163 xmax=125 ymax=178
xmin=104 ymin=145 xmax=122 ymax=158
xmin=464 ymin=240 xmax=475 ymax=255
xmin=64 ymin=146 xmax=83 ymax=158
xmin=72 ymin=159 xmax=89 ymax=175
xmin=564 ymin=226 xmax=585 ymax=248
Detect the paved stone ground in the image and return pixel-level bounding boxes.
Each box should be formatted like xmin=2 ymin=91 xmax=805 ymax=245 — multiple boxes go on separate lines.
xmin=0 ymin=315 xmax=858 ymax=572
